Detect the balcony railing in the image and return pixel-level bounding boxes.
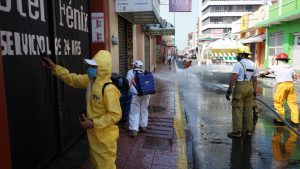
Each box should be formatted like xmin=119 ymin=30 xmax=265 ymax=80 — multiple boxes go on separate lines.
xmin=203 ymin=9 xmax=255 ymax=15
xmin=202 ymin=22 xmax=235 ymax=26
xmin=202 ymin=0 xmax=263 ymax=6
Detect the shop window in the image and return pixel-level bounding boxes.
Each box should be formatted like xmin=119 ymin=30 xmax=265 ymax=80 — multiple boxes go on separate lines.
xmin=269 ymin=32 xmax=284 ymax=66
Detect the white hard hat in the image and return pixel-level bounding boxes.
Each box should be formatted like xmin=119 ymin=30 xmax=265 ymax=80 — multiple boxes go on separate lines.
xmin=133 ymin=60 xmax=143 ymax=68
xmin=84 ymin=59 xmax=98 ymax=66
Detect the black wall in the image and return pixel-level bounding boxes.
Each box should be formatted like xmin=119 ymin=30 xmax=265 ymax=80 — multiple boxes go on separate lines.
xmin=0 ymin=0 xmax=90 ymax=168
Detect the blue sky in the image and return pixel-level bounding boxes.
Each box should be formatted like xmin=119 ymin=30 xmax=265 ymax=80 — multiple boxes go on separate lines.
xmin=159 ymin=0 xmax=199 ymax=50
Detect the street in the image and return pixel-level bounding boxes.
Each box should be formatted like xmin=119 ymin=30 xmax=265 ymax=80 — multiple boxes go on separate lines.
xmin=176 ymin=62 xmax=300 ymax=169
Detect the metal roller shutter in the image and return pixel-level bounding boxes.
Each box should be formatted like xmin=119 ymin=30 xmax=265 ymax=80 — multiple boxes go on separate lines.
xmin=144 ymin=35 xmax=151 ymax=72
xmin=118 ymin=16 xmax=128 ymax=77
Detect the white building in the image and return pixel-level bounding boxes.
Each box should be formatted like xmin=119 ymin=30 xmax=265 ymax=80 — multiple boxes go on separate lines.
xmin=199 ymin=0 xmax=265 ymax=39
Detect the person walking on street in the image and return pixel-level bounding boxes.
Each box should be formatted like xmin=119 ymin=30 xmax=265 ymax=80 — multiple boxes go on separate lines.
xmin=226 ymin=46 xmax=258 ymax=138
xmin=42 ymin=50 xmax=122 ymax=169
xmin=260 ymin=53 xmax=299 ymax=127
xmin=126 ymin=60 xmax=150 ymax=137
xmin=162 ymin=55 xmax=166 ymax=66
xmin=168 ymin=54 xmax=172 ymax=69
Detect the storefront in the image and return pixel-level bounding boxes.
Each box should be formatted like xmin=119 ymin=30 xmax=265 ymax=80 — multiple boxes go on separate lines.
xmin=115 ymin=0 xmax=161 ymax=72
xmin=146 ymin=20 xmax=175 ymax=68
xmin=233 ymin=5 xmax=268 ymax=68
xmin=257 ymin=0 xmax=300 ymax=70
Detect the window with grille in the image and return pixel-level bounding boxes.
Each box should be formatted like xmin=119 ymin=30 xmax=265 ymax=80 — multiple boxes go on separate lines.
xmin=269 ymin=32 xmax=283 ymax=66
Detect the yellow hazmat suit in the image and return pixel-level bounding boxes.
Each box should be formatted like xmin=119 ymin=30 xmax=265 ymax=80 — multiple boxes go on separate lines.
xmin=52 ymin=50 xmax=122 ymax=169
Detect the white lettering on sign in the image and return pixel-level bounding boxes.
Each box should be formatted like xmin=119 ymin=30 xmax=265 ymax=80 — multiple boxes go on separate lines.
xmin=0 ymin=0 xmax=11 ymax=12
xmin=58 ymin=0 xmax=88 ymax=32
xmin=54 ymin=38 xmax=82 ymax=56
xmin=28 ymin=0 xmax=45 ymax=21
xmin=55 ymin=38 xmax=62 ymax=55
xmin=1 ymin=30 xmax=82 ymax=56
xmin=0 ymin=1 xmax=85 ymax=57
xmin=1 ymin=30 xmax=51 ymax=55
xmin=72 ymin=40 xmax=81 ymax=55
xmin=0 ymin=0 xmax=45 ymax=22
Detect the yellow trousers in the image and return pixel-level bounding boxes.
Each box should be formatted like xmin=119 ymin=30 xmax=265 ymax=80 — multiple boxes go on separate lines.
xmin=274 ymin=82 xmax=299 ymax=123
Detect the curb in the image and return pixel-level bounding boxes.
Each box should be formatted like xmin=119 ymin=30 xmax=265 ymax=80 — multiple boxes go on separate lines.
xmin=174 ymin=83 xmax=188 ymax=169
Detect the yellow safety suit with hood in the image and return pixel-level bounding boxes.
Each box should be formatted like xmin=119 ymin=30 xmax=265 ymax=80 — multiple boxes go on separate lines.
xmin=52 ymin=50 xmax=122 ymax=169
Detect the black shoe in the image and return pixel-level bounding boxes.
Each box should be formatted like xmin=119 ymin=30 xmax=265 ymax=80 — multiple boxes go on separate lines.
xmin=273 ymin=119 xmax=285 ymax=126
xmin=289 ymin=121 xmax=299 ymax=127
xmin=227 ymin=131 xmax=241 ymax=138
xmin=245 ymin=130 xmax=252 ymax=137
xmin=128 ymin=130 xmax=138 ymax=137
xmin=139 ymin=127 xmax=147 ymax=133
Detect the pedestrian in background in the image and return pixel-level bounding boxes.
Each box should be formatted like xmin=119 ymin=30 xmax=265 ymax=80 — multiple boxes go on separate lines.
xmin=168 ymin=54 xmax=172 ymax=69
xmin=126 ymin=60 xmax=151 ymax=137
xmin=260 ymin=53 xmax=299 ymax=127
xmin=162 ymin=55 xmax=166 ymax=66
xmin=226 ymin=46 xmax=258 ymax=138
xmin=42 ymin=50 xmax=122 ymax=169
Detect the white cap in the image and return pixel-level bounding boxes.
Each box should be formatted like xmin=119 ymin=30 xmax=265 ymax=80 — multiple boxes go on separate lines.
xmin=133 ymin=60 xmax=143 ymax=68
xmin=84 ymin=59 xmax=97 ymax=66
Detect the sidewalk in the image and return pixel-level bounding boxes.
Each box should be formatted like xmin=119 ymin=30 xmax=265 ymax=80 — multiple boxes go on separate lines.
xmin=80 ymin=63 xmax=187 ymax=169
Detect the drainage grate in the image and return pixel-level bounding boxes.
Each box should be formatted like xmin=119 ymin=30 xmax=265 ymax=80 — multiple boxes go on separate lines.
xmin=148 ymin=105 xmax=165 ymax=113
xmin=143 ymin=136 xmax=172 ymax=151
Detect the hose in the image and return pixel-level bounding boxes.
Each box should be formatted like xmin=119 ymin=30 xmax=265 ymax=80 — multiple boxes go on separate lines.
xmin=255 ymin=97 xmax=300 ymax=137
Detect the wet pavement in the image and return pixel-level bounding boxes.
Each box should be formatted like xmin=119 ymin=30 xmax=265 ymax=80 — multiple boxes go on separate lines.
xmin=45 ymin=63 xmax=185 ymax=169
xmin=176 ymin=61 xmax=300 ymax=169
xmin=44 ymin=60 xmax=300 ymax=169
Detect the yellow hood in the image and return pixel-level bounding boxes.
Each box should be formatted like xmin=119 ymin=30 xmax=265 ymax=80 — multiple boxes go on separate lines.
xmin=93 ymin=50 xmax=112 ymax=82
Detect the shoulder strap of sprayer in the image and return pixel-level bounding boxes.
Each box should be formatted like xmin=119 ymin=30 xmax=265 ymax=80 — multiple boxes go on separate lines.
xmin=239 ymin=61 xmax=254 ymax=81
xmin=102 ymin=82 xmax=114 ymax=96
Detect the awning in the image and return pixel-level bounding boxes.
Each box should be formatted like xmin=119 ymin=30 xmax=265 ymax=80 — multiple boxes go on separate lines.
xmin=208 ymin=38 xmax=244 ymax=53
xmin=115 ymin=0 xmax=160 ymax=24
xmin=241 ymin=34 xmax=266 ymax=44
xmin=223 ymin=56 xmax=237 ymax=62
xmin=145 ymin=20 xmax=175 ymax=36
xmin=256 ymin=10 xmax=300 ymax=27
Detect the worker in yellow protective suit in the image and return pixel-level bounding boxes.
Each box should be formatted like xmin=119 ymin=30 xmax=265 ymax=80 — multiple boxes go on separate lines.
xmin=42 ymin=50 xmax=122 ymax=169
xmin=260 ymin=53 xmax=299 ymax=127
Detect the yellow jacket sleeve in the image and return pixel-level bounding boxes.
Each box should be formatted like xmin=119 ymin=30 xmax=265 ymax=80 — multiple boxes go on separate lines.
xmin=52 ymin=65 xmax=88 ymax=89
xmin=93 ymin=86 xmax=122 ymax=128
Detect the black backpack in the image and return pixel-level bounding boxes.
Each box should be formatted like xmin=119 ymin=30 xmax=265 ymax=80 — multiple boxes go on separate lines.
xmin=102 ymin=73 xmax=132 ymax=123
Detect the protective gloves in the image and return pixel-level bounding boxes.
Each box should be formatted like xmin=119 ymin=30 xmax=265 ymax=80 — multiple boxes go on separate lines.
xmin=259 ymin=73 xmax=265 ymax=77
xmin=226 ymin=89 xmax=232 ymax=100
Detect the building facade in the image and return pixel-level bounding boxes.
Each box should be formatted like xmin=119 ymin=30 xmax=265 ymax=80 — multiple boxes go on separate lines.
xmin=232 ymin=5 xmax=269 ymax=68
xmin=199 ymin=0 xmax=265 ymax=39
xmin=257 ymin=0 xmax=300 ymax=71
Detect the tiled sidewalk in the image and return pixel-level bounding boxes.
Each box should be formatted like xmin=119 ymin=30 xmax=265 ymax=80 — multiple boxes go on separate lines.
xmin=81 ymin=63 xmax=183 ymax=169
